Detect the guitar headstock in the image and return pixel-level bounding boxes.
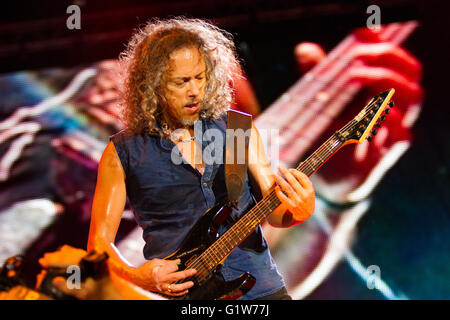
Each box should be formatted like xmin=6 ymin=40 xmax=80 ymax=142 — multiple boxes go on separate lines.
xmin=335 ymin=88 xmax=395 ymax=145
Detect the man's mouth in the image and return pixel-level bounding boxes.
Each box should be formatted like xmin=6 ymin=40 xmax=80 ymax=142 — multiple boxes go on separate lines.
xmin=184 ymin=101 xmax=200 ymax=114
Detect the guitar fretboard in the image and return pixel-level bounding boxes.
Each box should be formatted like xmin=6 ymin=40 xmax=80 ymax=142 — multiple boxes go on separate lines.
xmin=190 ymin=134 xmax=344 ymax=274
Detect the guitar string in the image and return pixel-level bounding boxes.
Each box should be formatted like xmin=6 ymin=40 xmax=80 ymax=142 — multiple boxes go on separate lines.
xmin=186 ymin=136 xmax=366 ymax=281
xmin=177 ymin=93 xmax=387 ymax=283
xmin=202 ymin=96 xmax=384 ymax=248
xmin=187 ymin=139 xmax=347 ymax=279
xmin=180 ymin=100 xmax=384 ymax=280
xmin=184 ymin=97 xmax=387 ymax=276
xmin=184 ymin=146 xmax=341 ymax=280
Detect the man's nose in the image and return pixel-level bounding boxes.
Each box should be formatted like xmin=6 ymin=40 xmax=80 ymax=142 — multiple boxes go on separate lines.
xmin=187 ymin=80 xmax=200 ymax=97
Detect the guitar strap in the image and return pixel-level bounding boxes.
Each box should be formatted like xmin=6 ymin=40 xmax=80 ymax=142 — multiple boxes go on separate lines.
xmin=225 ymin=110 xmax=266 ymax=253
xmin=225 ymin=110 xmax=252 ymax=209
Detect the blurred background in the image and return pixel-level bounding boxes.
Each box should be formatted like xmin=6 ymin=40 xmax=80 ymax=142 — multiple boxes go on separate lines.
xmin=0 ymin=0 xmax=449 ymax=299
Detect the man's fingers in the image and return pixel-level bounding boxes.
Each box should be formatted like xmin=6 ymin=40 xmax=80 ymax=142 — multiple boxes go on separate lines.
xmin=163 ymin=268 xmax=197 ymax=284
xmin=275 ymin=186 xmax=296 ymax=208
xmin=161 ymin=268 xmax=196 ymax=296
xmin=349 ymin=65 xmax=423 ymax=107
xmin=351 ymin=43 xmax=422 ymax=81
xmin=165 ymin=280 xmax=195 ymax=294
xmin=157 ymin=259 xmax=181 ymax=275
xmin=278 ymin=166 xmax=303 ymax=196
xmin=290 ymin=169 xmax=314 ymax=192
xmin=274 ymin=171 xmax=297 ymax=198
xmin=166 ymin=284 xmax=190 ymax=297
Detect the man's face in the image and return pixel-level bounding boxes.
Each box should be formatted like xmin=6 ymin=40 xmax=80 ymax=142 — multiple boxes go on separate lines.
xmin=161 ymin=45 xmax=206 ymax=127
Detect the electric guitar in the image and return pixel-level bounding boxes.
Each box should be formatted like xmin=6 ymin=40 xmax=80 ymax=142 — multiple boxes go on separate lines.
xmin=163 ymin=89 xmax=395 ymax=300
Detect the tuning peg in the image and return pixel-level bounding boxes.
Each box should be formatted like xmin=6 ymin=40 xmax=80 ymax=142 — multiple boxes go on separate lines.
xmin=380 ymin=115 xmax=386 ymax=121
xmin=388 ymin=101 xmax=394 ymax=108
xmin=367 ymin=136 xmax=373 ymax=142
xmin=371 ymin=129 xmax=378 ymax=135
xmin=385 ymin=108 xmax=390 ymax=114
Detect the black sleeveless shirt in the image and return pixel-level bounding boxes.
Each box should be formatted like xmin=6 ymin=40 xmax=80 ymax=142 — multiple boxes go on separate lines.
xmin=110 ymin=114 xmax=285 ymax=299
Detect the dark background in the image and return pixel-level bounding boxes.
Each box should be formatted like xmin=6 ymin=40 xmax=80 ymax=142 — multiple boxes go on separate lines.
xmin=0 ymin=0 xmax=435 ymax=107
xmin=0 ymin=0 xmax=449 ymax=299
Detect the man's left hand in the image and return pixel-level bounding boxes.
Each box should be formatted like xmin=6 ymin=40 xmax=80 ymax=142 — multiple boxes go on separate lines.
xmin=274 ymin=165 xmax=315 ymax=224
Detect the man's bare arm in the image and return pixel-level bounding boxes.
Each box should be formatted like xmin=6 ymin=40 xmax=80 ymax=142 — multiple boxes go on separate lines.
xmin=88 ymin=141 xmax=135 ymax=275
xmin=87 ymin=141 xmax=196 ymax=296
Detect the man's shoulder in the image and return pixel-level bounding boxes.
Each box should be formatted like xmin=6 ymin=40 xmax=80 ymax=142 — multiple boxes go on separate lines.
xmin=110 ymin=127 xmax=132 ymax=138
xmin=109 ymin=127 xmax=160 ymax=156
xmin=109 ymin=127 xmax=141 ymax=145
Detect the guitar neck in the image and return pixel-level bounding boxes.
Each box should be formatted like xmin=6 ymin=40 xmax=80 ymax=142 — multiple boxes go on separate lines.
xmin=198 ymin=133 xmax=344 ymax=269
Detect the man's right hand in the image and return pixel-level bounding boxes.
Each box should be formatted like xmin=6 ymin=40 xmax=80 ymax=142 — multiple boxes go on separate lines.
xmin=131 ymin=258 xmax=197 ymax=297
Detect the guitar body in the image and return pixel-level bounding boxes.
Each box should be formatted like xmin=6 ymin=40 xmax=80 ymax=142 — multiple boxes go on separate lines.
xmin=166 ymin=202 xmax=256 ymax=300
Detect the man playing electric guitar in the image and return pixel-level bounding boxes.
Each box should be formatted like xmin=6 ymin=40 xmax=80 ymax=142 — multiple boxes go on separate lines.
xmin=87 ymin=18 xmax=315 ymax=300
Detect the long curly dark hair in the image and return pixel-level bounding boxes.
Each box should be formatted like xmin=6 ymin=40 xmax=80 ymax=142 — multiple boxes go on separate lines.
xmin=118 ymin=17 xmax=242 ymax=135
